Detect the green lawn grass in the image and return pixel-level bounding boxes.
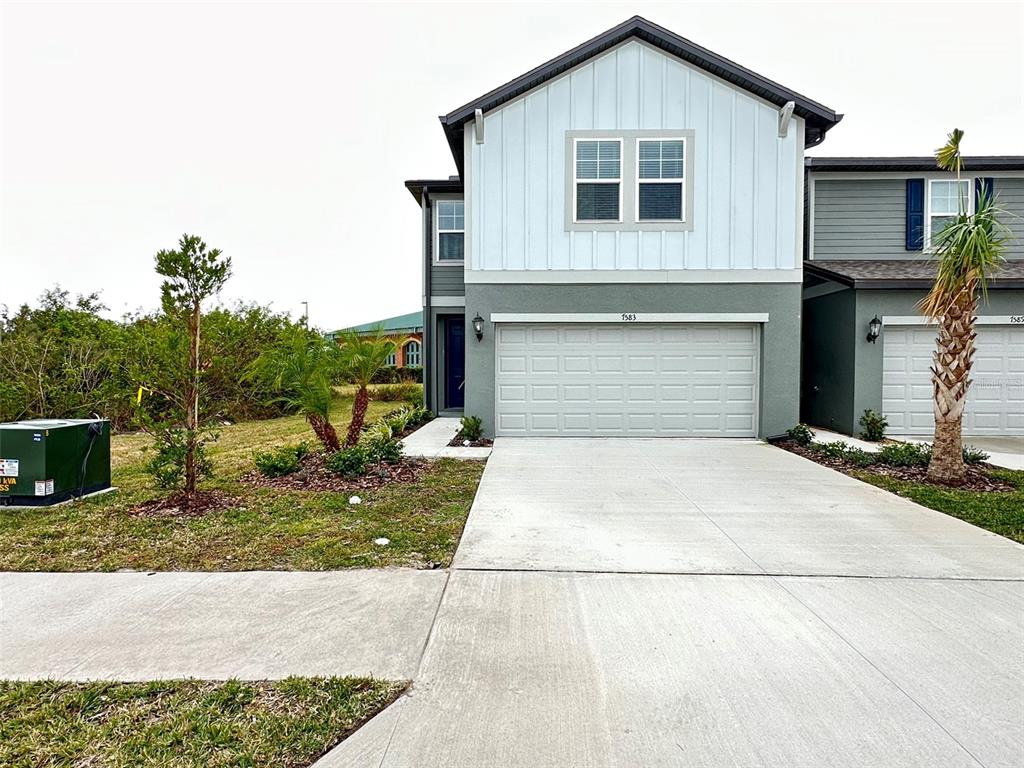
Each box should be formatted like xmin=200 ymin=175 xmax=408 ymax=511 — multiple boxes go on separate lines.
xmin=0 ymin=677 xmax=404 ymax=768
xmin=0 ymin=392 xmax=485 ymax=571
xmin=853 ymin=468 xmax=1024 ymax=544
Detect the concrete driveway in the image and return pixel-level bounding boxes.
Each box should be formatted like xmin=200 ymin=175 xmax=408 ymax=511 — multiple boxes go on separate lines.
xmin=454 ymin=438 xmax=1023 ymax=578
xmin=321 ymin=438 xmax=1024 ymax=768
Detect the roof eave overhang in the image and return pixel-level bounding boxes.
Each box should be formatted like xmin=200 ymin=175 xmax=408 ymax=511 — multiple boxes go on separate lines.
xmin=803 ymin=263 xmax=1024 ymax=291
xmin=441 ymin=16 xmax=841 ymax=173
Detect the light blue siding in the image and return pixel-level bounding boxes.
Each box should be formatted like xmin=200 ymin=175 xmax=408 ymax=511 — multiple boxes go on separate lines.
xmin=467 ymin=39 xmax=803 ymax=273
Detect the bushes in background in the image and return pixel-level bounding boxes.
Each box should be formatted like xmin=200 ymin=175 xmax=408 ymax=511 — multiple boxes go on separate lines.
xmin=254 ymin=442 xmax=310 ymax=478
xmin=368 ymin=365 xmax=422 ymax=384
xmin=368 ymin=382 xmax=423 ymax=404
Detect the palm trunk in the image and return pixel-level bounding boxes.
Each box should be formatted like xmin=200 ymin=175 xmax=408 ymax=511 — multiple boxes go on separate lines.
xmin=926 ymin=282 xmax=976 ymax=485
xmin=345 ymin=386 xmax=369 ymax=448
xmin=184 ymin=301 xmax=201 ymax=500
xmin=309 ymin=413 xmax=341 ymax=452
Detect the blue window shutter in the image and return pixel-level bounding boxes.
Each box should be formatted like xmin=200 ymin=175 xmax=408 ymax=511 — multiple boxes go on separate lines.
xmin=975 ymin=177 xmax=994 ymax=207
xmin=906 ymin=179 xmax=925 ymax=250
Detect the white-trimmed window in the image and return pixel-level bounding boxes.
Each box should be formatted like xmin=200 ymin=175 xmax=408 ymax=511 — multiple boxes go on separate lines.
xmin=436 ymin=200 xmax=464 ymax=262
xmin=637 ymin=139 xmax=685 ymax=221
xmin=404 ymin=340 xmax=420 ymax=367
xmin=384 ymin=350 xmax=397 ymax=367
xmin=574 ymin=139 xmax=621 ymax=222
xmin=926 ymin=179 xmax=971 ymax=246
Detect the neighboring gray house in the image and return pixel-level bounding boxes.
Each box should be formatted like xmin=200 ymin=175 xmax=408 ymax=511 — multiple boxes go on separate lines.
xmin=406 ymin=16 xmax=840 ymax=438
xmin=803 ymin=157 xmax=1024 ymax=436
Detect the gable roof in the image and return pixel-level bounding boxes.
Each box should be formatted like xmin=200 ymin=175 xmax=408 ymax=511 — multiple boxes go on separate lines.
xmin=806 ymin=156 xmax=1024 ymax=173
xmin=440 ymin=15 xmax=842 ymax=172
xmin=327 ymin=311 xmax=424 ymax=338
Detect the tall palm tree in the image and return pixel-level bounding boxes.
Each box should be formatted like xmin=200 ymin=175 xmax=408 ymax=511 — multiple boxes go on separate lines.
xmin=337 ymin=328 xmax=402 ymax=447
xmin=248 ymin=327 xmax=345 ymax=452
xmin=919 ymin=129 xmax=1011 ymax=484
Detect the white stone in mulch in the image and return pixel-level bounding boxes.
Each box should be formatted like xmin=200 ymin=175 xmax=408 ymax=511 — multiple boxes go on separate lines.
xmin=401 ymin=417 xmax=492 ymax=460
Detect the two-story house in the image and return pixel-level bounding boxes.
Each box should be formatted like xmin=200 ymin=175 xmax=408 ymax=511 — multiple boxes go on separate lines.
xmin=406 ymin=16 xmax=840 ymax=438
xmin=803 ymin=158 xmax=1024 ymax=436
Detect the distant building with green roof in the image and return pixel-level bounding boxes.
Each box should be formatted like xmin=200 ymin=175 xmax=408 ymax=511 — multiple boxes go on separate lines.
xmin=326 ymin=311 xmax=423 ymax=368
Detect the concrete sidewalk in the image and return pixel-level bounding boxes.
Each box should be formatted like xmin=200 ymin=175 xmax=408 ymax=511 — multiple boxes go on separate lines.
xmin=0 ymin=570 xmax=446 ymax=681
xmin=400 ymin=417 xmax=491 ymax=459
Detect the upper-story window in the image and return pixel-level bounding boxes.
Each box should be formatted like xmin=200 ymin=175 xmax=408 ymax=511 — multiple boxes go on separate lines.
xmin=574 ymin=139 xmax=622 ymax=222
xmin=404 ymin=340 xmax=421 ymax=367
xmin=927 ymin=179 xmax=971 ymax=246
xmin=436 ymin=200 xmax=464 ymax=262
xmin=637 ymin=139 xmax=685 ymax=221
xmin=565 ymin=130 xmax=694 ymax=232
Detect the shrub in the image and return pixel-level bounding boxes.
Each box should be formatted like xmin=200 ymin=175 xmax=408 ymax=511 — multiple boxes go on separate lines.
xmin=877 ymin=442 xmax=931 ymax=467
xmin=144 ymin=427 xmax=217 ymax=490
xmin=363 ymin=433 xmax=403 ymax=465
xmin=858 ymin=410 xmax=888 ymax=442
xmin=810 ymin=441 xmax=875 ymax=467
xmin=962 ymin=445 xmax=990 ymax=465
xmin=458 ymin=415 xmax=483 ymax=442
xmin=253 ymin=442 xmax=309 ymax=477
xmin=369 ymin=382 xmax=423 ymax=404
xmin=786 ymin=423 xmax=814 ymax=448
xmin=324 ymin=446 xmax=368 ymax=477
xmin=363 ymin=419 xmax=394 ymax=442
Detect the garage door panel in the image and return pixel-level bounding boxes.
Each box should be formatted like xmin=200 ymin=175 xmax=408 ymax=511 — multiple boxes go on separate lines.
xmin=883 ymin=324 xmax=1022 ymax=435
xmin=494 ymin=323 xmax=758 ymax=437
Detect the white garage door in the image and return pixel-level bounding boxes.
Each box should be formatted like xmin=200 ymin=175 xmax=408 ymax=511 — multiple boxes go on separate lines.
xmin=494 ymin=323 xmax=759 ymax=437
xmin=882 ymin=324 xmax=1024 ymax=435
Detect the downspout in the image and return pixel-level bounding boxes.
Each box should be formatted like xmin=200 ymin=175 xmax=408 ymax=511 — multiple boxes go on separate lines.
xmin=421 ymin=187 xmax=433 ymax=412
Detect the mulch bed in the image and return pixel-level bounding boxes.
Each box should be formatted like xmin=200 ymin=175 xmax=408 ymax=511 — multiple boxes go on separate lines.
xmin=243 ymin=453 xmax=428 ymax=493
xmin=775 ymin=439 xmax=1014 ymax=492
xmin=129 ymin=490 xmax=241 ymax=519
xmin=447 ymin=436 xmax=494 ymax=448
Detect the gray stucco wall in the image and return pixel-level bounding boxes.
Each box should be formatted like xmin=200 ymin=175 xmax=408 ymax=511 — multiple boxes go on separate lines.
xmin=463 ymin=283 xmax=802 ymax=439
xmin=802 ymin=287 xmax=1024 ymax=435
xmin=812 ymin=177 xmax=1024 ymax=260
xmin=801 ymin=288 xmax=857 ymax=433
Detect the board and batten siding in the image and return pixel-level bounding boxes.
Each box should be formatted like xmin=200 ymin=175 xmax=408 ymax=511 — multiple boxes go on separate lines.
xmin=812 ymin=177 xmax=1024 ymax=260
xmin=465 ymin=39 xmax=803 ymax=273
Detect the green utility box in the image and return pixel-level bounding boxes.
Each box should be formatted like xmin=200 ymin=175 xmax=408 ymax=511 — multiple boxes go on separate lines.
xmin=0 ymin=419 xmax=111 ymax=506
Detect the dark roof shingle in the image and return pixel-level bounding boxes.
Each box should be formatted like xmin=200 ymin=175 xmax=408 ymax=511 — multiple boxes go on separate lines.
xmin=805 ymin=259 xmax=1024 ymax=289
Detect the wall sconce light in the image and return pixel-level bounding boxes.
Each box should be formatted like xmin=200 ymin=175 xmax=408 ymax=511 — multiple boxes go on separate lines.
xmin=472 ymin=313 xmax=484 ymax=341
xmin=866 ymin=315 xmax=882 ymax=343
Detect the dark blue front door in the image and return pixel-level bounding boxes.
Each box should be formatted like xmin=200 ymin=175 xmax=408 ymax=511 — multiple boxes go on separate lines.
xmin=444 ymin=316 xmax=465 ymax=409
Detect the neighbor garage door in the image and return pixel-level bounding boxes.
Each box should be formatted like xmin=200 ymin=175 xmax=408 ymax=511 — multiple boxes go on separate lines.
xmin=882 ymin=323 xmax=1024 ymax=435
xmin=494 ymin=323 xmax=758 ymax=436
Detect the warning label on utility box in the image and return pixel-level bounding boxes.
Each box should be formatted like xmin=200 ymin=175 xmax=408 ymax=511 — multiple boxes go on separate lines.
xmin=0 ymin=459 xmax=18 ymax=477
xmin=34 ymin=479 xmax=54 ymax=496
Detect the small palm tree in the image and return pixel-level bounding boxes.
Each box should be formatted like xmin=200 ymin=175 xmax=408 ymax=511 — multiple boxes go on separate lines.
xmin=337 ymin=328 xmax=402 ymax=447
xmin=919 ymin=129 xmax=1011 ymax=484
xmin=248 ymin=327 xmax=345 ymax=452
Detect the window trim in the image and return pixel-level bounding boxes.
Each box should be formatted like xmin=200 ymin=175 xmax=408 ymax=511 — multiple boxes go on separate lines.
xmin=634 ymin=136 xmax=687 ymax=223
xmin=572 ymin=137 xmax=623 ymax=224
xmin=404 ymin=339 xmax=421 ymax=367
xmin=924 ymin=178 xmax=973 ymax=250
xmin=384 ymin=350 xmax=397 ymax=367
xmin=564 ymin=129 xmax=695 ymax=233
xmin=433 ymin=197 xmax=465 ymax=266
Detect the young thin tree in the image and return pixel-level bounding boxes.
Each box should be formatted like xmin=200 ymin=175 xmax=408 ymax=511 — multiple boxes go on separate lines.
xmin=154 ymin=234 xmax=232 ymax=499
xmin=919 ymin=130 xmax=1011 ymax=484
xmin=247 ymin=326 xmax=345 ymax=452
xmin=337 ymin=329 xmax=402 ymax=447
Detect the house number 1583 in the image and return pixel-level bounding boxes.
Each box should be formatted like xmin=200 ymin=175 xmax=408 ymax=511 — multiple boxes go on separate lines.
xmin=621 ymin=313 xmax=638 ymax=321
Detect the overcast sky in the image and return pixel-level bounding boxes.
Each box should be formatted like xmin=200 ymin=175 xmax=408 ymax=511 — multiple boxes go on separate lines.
xmin=2 ymin=1 xmax=1021 ymax=330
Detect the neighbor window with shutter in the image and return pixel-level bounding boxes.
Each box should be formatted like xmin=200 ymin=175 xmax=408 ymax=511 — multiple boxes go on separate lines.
xmin=574 ymin=139 xmax=622 ymax=222
xmin=926 ymin=180 xmax=971 ymax=248
xmin=637 ymin=139 xmax=685 ymax=221
xmin=436 ymin=200 xmax=464 ymax=262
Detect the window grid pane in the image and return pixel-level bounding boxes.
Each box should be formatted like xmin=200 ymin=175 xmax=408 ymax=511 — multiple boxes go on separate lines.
xmin=438 ymin=201 xmax=464 ymax=232
xmin=639 ymin=183 xmax=682 ymax=220
xmin=638 ymin=140 xmax=684 ymax=180
xmin=438 ymin=232 xmax=464 ymax=260
xmin=576 ymin=140 xmax=620 ymax=181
